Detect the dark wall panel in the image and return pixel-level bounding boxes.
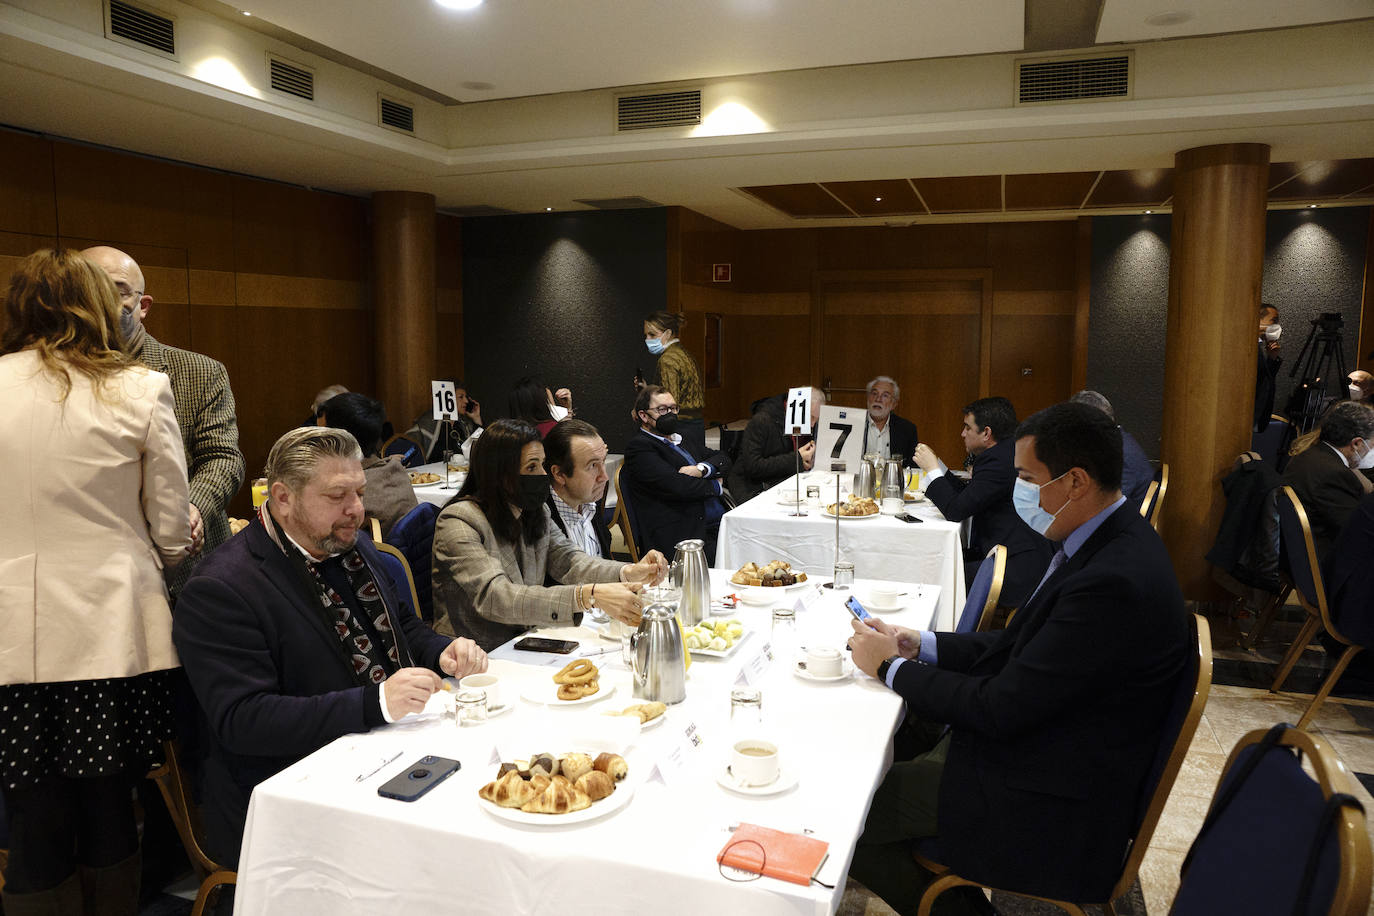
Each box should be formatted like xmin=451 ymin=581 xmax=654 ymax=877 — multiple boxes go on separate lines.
xmin=462 ymin=209 xmax=668 ymax=452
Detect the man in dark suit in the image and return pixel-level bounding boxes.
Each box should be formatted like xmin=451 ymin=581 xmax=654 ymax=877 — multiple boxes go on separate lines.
xmin=174 ymin=427 xmax=487 ymax=866
xmin=726 ymin=388 xmax=823 ymax=504
xmin=1283 ymin=400 xmax=1374 ymax=562
xmin=1325 ymin=492 xmax=1374 ymax=649
xmin=623 ymin=386 xmax=731 ymax=563
xmin=862 ymin=375 xmax=919 ymax=466
xmin=913 ymin=397 xmax=1053 ymax=608
xmin=1255 ymin=304 xmax=1283 ymax=432
xmin=1070 ymin=389 xmax=1154 ymax=503
xmin=544 ymin=418 xmax=614 ymax=559
xmin=848 ymin=401 xmax=1190 ymax=916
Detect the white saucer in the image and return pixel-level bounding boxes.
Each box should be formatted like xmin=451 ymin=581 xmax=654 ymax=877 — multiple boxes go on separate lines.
xmin=520 ymin=683 xmax=617 ymax=707
xmin=716 ymin=764 xmax=799 ymax=796
xmin=792 ymin=660 xmax=853 ymax=683
xmin=864 ymin=600 xmax=906 ymax=614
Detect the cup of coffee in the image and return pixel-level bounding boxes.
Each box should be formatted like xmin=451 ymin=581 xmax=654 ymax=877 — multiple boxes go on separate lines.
xmin=870 ymin=586 xmax=901 ymax=609
xmin=881 ymin=496 xmax=904 ymax=515
xmin=731 ymin=740 xmax=779 ymax=787
xmin=459 ymin=672 xmax=502 ymax=710
xmin=804 ymin=647 xmax=843 ymax=677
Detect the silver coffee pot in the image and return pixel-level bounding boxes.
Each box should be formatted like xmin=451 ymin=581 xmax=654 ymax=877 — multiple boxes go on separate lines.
xmin=881 ymin=456 xmax=905 ymax=501
xmin=855 ymin=452 xmax=881 ymax=500
xmin=669 ymin=538 xmax=710 ymax=627
xmin=629 ymin=597 xmax=686 ymax=704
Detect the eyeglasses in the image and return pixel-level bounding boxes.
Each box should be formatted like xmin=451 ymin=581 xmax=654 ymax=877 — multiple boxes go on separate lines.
xmin=648 ymin=405 xmax=680 ymax=416
xmin=868 ymin=390 xmax=895 ymax=402
xmin=114 ymin=283 xmax=143 ymax=302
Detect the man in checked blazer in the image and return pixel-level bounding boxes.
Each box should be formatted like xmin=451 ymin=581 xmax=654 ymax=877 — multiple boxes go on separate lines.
xmin=85 ymin=246 xmax=246 ymax=598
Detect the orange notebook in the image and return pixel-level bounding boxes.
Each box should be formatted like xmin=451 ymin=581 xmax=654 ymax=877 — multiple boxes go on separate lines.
xmin=717 ymin=823 xmax=830 ymax=886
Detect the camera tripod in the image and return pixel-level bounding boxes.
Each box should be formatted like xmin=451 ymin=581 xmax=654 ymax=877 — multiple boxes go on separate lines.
xmin=1286 ymin=313 xmax=1348 ymax=433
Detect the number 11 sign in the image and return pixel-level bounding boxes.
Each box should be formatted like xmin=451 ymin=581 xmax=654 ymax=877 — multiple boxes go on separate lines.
xmin=784 ymin=386 xmax=811 ymax=435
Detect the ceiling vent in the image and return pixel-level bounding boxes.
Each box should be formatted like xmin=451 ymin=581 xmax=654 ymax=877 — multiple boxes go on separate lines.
xmin=443 ymin=205 xmax=517 ymax=218
xmin=268 ymin=55 xmax=314 ymax=101
xmin=379 ymin=96 xmax=415 ymax=134
xmin=616 ymin=90 xmax=701 ymax=131
xmin=105 ymin=0 xmax=175 ymax=57
xmin=575 ymin=196 xmax=663 ymax=210
xmin=1016 ymin=53 xmax=1131 ymax=105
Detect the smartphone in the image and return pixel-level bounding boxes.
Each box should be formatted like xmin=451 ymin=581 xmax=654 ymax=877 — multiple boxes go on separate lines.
xmin=896 ymin=512 xmax=924 ymax=524
xmin=845 ymin=596 xmax=872 ymax=622
xmin=513 ymin=636 xmax=579 ymax=654
xmin=377 ymin=755 xmax=460 ymax=802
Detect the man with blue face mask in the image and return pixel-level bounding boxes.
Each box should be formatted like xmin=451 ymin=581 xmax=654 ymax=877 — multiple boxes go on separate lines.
xmin=846 ymin=401 xmax=1189 ymax=916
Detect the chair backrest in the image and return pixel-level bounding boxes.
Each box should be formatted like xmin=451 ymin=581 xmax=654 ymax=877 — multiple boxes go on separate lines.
xmin=1139 ymin=480 xmax=1159 ymax=519
xmin=387 ymin=501 xmax=440 ymax=621
xmin=1277 ymin=486 xmax=1335 ymax=634
xmin=1111 ymin=613 xmax=1213 ymax=902
xmin=374 ymin=542 xmax=422 ymax=619
xmin=611 ymin=464 xmax=641 ymax=562
xmin=955 ymin=545 xmax=1006 ymax=634
xmin=1147 ymin=463 xmax=1169 ymax=531
xmin=381 ymin=434 xmax=423 ymax=468
xmin=148 ymin=739 xmax=238 ymax=914
xmin=1171 ymin=725 xmax=1371 ymax=916
xmin=1251 ymin=415 xmax=1293 ymax=468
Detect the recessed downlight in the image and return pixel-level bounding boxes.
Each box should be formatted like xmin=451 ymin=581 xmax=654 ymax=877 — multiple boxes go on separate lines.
xmin=436 ymin=0 xmax=483 ymax=10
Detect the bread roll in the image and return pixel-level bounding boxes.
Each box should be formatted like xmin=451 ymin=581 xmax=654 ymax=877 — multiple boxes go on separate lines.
xmin=575 ymin=770 xmax=615 ymax=802
xmin=593 ymin=752 xmax=628 ymax=781
xmin=560 ymin=753 xmax=594 ymax=782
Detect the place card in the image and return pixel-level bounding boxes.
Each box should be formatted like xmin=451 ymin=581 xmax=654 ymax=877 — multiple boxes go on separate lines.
xmin=794 ymin=585 xmax=824 ymax=615
xmin=737 ymin=641 xmax=774 ymax=686
xmin=650 ymin=719 xmax=704 ymax=786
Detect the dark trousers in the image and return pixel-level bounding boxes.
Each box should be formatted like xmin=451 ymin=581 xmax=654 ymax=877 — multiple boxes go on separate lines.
xmin=2 ymin=774 xmax=138 ymax=892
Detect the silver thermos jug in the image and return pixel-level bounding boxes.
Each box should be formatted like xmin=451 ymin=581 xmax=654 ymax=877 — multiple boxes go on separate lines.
xmin=669 ymin=538 xmax=710 ymax=627
xmin=629 ymin=597 xmax=687 ymax=704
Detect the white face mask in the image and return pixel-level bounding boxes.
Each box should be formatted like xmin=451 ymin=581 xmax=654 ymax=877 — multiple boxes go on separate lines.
xmin=1358 ymin=441 xmax=1374 ymax=471
xmin=1263 ymin=323 xmax=1282 ymax=343
xmin=1350 ymin=384 xmax=1364 ymax=401
xmin=549 ymin=404 xmax=569 ymax=422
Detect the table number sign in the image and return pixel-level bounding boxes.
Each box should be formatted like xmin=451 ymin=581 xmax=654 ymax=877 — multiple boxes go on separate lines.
xmin=737 ymin=641 xmax=774 ymax=686
xmin=651 ymin=720 xmax=704 ymax=786
xmin=816 ymin=405 xmax=864 ymax=475
xmin=431 ymin=380 xmax=458 ymax=420
xmin=783 ymin=386 xmax=812 ymax=435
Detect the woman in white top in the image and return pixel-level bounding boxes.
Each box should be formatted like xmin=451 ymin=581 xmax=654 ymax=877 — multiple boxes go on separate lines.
xmin=0 ymin=249 xmax=193 ymax=911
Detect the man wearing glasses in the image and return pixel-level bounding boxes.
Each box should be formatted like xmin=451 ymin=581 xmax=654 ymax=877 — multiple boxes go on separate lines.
xmin=83 ymin=246 xmax=246 ymax=597
xmin=622 ymin=386 xmax=732 ymax=563
xmin=864 ymin=375 xmax=919 ymax=466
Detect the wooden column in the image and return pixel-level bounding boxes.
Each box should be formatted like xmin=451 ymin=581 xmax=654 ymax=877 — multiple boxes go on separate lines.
xmin=1160 ymin=144 xmax=1270 ymax=598
xmin=372 ymin=191 xmax=437 ymax=431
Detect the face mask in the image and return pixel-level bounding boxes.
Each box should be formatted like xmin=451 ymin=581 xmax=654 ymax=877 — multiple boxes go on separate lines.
xmin=646 ymin=337 xmax=665 ymax=356
xmin=516 ymin=474 xmax=551 ymax=511
xmin=1356 ymin=441 xmax=1374 ymax=471
xmin=118 ymin=307 xmax=144 ymax=348
xmin=548 ymin=404 xmax=569 ymax=422
xmin=1263 ymin=323 xmax=1282 ymax=343
xmin=1350 ymin=384 xmax=1364 ymax=401
xmin=1012 ymin=472 xmax=1070 ymax=537
xmin=654 ymin=413 xmax=680 ymax=436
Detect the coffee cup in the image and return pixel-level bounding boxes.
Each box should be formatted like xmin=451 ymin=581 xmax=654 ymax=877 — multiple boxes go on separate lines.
xmin=869 ymin=586 xmax=901 ymax=609
xmin=881 ymin=496 xmax=904 ymax=515
xmin=730 ymin=739 xmax=779 ymax=787
xmin=459 ymin=672 xmax=502 ymax=710
xmin=804 ymin=646 xmax=843 ymax=677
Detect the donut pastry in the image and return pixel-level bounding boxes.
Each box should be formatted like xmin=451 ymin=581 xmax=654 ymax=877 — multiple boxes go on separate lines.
xmin=593 ymin=752 xmax=628 ymax=781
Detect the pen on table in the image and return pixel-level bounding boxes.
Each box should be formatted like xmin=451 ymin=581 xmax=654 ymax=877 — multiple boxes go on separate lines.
xmin=579 ymin=645 xmax=618 ymax=658
xmin=355 ymin=750 xmax=403 ymax=783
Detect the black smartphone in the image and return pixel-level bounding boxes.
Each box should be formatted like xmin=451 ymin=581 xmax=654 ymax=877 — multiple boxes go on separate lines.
xmin=845 ymin=596 xmax=872 ymax=622
xmin=377 ymin=755 xmax=460 ymax=802
xmin=513 ymin=636 xmax=579 ymax=654
xmin=896 ymin=512 xmax=924 ymax=524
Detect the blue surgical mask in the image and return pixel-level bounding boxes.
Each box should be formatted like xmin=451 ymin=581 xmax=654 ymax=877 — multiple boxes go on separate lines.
xmin=1013 ymin=472 xmax=1070 ymax=536
xmin=646 ymin=337 xmax=665 ymax=355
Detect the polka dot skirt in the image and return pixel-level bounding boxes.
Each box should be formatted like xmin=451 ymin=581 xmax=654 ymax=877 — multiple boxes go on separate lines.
xmin=0 ymin=670 xmax=176 ymax=789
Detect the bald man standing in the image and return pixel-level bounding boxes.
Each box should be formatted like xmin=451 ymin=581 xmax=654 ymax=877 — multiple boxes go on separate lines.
xmin=83 ymin=246 xmax=246 ymax=598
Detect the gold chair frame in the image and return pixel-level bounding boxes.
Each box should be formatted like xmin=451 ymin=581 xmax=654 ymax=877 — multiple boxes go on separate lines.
xmin=610 ymin=464 xmax=641 ymax=562
xmin=913 ymin=614 xmax=1212 ymax=916
xmin=375 ymin=541 xmax=424 ymax=620
xmin=146 ymin=741 xmax=236 ymax=916
xmin=1268 ymin=486 xmax=1362 ymax=730
xmin=971 ymin=544 xmax=1006 ymax=633
xmin=1137 ymin=463 xmax=1168 ymax=532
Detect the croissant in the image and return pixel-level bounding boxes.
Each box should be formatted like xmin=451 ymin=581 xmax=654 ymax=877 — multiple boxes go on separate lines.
xmin=575 ymin=770 xmax=615 ymax=802
xmin=593 ymin=752 xmax=628 ymax=781
xmin=560 ymin=753 xmax=594 ymax=782
xmin=520 ymin=778 xmax=591 ymax=814
xmin=478 ymin=770 xmax=540 ymax=809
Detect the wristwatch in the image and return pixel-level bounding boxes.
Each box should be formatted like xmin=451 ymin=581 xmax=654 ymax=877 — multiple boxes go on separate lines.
xmin=876 ymin=654 xmax=901 ymax=683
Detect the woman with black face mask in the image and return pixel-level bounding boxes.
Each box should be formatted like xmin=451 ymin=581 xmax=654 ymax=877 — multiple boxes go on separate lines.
xmin=431 ymin=419 xmax=668 ymax=651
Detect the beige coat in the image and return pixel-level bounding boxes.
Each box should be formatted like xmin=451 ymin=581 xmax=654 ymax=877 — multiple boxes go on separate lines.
xmin=0 ymin=350 xmax=193 ymax=684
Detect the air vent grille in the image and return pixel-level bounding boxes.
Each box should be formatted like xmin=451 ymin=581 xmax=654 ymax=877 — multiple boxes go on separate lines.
xmin=269 ymin=56 xmax=314 ymax=101
xmin=617 ymin=90 xmax=701 ymax=131
xmin=108 ymin=0 xmax=174 ymax=55
xmin=575 ymin=196 xmax=663 ymax=210
xmin=1017 ymin=55 xmax=1130 ymax=104
xmin=379 ymin=97 xmax=415 ymax=133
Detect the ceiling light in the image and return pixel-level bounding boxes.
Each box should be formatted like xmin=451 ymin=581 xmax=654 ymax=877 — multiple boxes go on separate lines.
xmin=1144 ymin=210 xmax=1153 ymax=214
xmin=241 ymin=9 xmax=251 ymax=14
xmin=874 ymin=197 xmax=882 ymax=202
xmin=1144 ymin=11 xmax=1192 ymax=27
xmin=545 ymin=207 xmax=552 ymax=212
xmin=436 ymin=0 xmax=483 ymax=10
xmin=1309 ymin=204 xmax=1318 ymax=209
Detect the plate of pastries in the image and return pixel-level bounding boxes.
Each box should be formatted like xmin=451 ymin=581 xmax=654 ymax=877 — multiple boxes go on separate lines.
xmin=477 ymin=751 xmax=632 ymax=824
xmin=825 ymin=495 xmax=881 ymax=518
xmin=519 ymin=659 xmax=615 ymax=705
xmin=730 ymin=560 xmax=808 ymax=589
xmin=409 ymin=471 xmax=442 ymax=485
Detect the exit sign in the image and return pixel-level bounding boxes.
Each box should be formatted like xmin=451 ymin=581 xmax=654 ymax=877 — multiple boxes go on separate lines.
xmin=712 ymin=263 xmax=731 ymax=283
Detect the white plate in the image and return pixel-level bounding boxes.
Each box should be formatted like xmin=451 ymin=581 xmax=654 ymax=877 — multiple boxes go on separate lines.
xmin=478 ymin=776 xmax=635 ymax=825
xmin=602 ymin=709 xmax=666 ymax=730
xmin=520 ymin=682 xmax=617 ymax=707
xmin=792 ymin=660 xmax=854 ymax=683
xmin=715 ymin=764 xmax=799 ymax=797
xmin=776 ymin=494 xmax=804 ymax=506
xmin=732 ymin=578 xmax=811 ymax=594
xmin=687 ymin=629 xmax=747 ymax=659
xmin=822 ymin=508 xmax=881 ymax=520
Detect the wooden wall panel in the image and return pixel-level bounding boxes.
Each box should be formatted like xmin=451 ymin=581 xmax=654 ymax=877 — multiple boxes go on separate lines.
xmin=819 ymin=225 xmax=989 ymax=271
xmin=53 ymin=144 xmax=188 ymax=250
xmin=732 ymin=315 xmax=812 ymax=407
xmin=182 ymin=169 xmax=235 ymax=271
xmin=0 ymin=132 xmax=56 ymax=236
xmin=989 ymin=314 xmax=1076 ymax=420
xmin=232 ymin=176 xmax=368 ymax=280
xmin=987 ymin=222 xmax=1077 ymax=290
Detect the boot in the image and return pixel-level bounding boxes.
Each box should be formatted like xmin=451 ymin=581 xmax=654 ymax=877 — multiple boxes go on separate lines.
xmin=1 ymin=873 xmax=81 ymax=916
xmin=76 ymin=851 xmax=139 ymax=916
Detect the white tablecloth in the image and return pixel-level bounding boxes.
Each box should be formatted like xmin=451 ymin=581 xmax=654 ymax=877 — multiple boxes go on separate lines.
xmin=411 ymin=455 xmax=624 ymax=509
xmin=718 ymin=475 xmax=966 ymax=631
xmin=233 ymin=570 xmax=934 ymax=916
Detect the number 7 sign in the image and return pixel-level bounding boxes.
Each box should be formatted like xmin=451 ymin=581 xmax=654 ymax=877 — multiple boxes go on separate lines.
xmin=815 ymin=405 xmax=864 ymax=472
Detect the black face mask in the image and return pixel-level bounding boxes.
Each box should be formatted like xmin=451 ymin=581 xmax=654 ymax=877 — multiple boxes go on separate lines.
xmin=653 ymin=413 xmax=680 ymax=436
xmin=516 ymin=474 xmax=551 ymax=511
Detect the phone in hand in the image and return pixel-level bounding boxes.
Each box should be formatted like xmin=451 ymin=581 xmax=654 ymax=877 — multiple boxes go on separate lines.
xmin=845 ymin=596 xmax=872 ymax=622
xmin=377 ymin=755 xmax=460 ymax=802
xmin=896 ymin=512 xmax=923 ymax=524
xmin=513 ymin=636 xmax=579 ymax=654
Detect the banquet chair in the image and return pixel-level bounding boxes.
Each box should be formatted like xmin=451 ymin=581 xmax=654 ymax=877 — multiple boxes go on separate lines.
xmin=954 ymin=545 xmax=1005 ymax=634
xmin=914 ymin=614 xmax=1212 ymax=916
xmin=610 ymin=465 xmax=642 ymax=562
xmin=1251 ymin=415 xmax=1293 ymax=470
xmin=1140 ymin=463 xmax=1168 ymax=532
xmin=1268 ymin=487 xmax=1363 ymax=730
xmin=147 ymin=741 xmax=235 ymax=916
xmin=380 ymin=433 xmax=423 ymax=468
xmin=385 ymin=502 xmax=440 ymax=621
xmin=374 ymin=542 xmax=423 ymax=620
xmin=1138 ymin=480 xmax=1159 ymax=519
xmin=1170 ymin=724 xmax=1370 ymax=916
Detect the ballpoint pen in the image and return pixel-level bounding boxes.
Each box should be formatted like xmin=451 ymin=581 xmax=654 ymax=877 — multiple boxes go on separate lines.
xmin=355 ymin=750 xmax=403 ymax=783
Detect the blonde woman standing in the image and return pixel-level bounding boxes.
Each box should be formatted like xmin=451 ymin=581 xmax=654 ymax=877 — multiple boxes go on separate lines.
xmin=0 ymin=249 xmax=192 ymax=913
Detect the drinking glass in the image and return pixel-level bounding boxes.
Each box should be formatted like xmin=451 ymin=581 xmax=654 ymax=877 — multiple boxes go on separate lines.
xmin=730 ymin=687 xmax=763 ymax=731
xmin=454 ymin=688 xmax=487 ymax=726
xmin=832 ymin=561 xmax=855 ymax=590
xmin=771 ymin=607 xmax=798 ymax=661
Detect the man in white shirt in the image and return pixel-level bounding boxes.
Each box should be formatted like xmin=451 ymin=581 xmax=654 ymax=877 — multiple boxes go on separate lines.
xmin=544 ymin=418 xmax=614 ymax=559
xmin=863 ymin=375 xmax=919 ymax=465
